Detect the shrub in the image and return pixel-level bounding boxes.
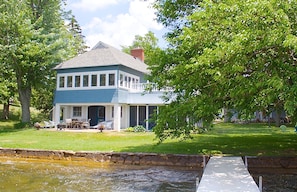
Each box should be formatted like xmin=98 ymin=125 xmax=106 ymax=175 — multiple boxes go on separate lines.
xmin=124 ymin=126 xmax=146 ymax=132
xmin=133 ymin=125 xmax=146 ymax=132
xmin=124 ymin=127 xmax=134 ymax=132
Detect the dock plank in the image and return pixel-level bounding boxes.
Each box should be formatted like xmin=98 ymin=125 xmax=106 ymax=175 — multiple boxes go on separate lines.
xmin=197 ymin=156 xmax=260 ymax=192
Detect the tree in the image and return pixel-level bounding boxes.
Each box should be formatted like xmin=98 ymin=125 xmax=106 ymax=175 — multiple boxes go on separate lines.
xmin=121 ymin=31 xmax=160 ymax=65
xmin=150 ymin=0 xmax=297 ymax=141
xmin=153 ymin=0 xmax=202 ymax=38
xmin=0 ymin=67 xmax=17 ymax=120
xmin=65 ymin=14 xmax=89 ymax=55
xmin=31 ymin=11 xmax=87 ymax=115
xmin=0 ymin=0 xmax=83 ymax=123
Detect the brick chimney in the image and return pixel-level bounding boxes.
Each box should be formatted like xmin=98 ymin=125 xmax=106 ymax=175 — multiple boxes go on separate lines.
xmin=131 ymin=48 xmax=145 ymax=62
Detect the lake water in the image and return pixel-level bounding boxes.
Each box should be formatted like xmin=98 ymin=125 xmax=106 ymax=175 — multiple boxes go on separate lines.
xmin=1 ymin=157 xmax=296 ymax=191
xmin=0 ymin=157 xmax=200 ymax=192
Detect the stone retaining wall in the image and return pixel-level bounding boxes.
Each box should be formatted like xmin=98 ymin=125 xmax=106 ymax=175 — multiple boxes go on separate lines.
xmin=246 ymin=156 xmax=297 ymax=169
xmin=0 ymin=148 xmax=207 ymax=168
xmin=1 ymin=148 xmax=296 ymax=170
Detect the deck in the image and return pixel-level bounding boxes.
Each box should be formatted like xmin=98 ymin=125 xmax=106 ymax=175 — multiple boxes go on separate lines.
xmin=197 ymin=156 xmax=260 ymax=192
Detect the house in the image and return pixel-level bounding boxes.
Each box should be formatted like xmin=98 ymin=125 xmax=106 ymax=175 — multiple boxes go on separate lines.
xmin=52 ymin=41 xmax=167 ymax=131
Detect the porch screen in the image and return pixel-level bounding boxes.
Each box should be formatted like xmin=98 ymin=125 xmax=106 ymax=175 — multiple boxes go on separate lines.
xmin=138 ymin=106 xmax=146 ymax=127
xmin=129 ymin=106 xmax=137 ymax=127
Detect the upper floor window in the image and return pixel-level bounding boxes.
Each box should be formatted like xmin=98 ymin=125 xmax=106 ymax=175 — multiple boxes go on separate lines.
xmin=91 ymin=74 xmax=97 ymax=87
xmin=75 ymin=75 xmax=81 ymax=87
xmin=119 ymin=72 xmax=140 ymax=89
xmin=59 ymin=76 xmax=65 ymax=88
xmin=83 ymin=75 xmax=89 ymax=87
xmin=67 ymin=76 xmax=73 ymax=87
xmin=120 ymin=74 xmax=123 ymax=86
xmin=100 ymin=74 xmax=106 ymax=86
xmin=109 ymin=73 xmax=115 ymax=86
xmin=57 ymin=70 xmax=118 ymax=90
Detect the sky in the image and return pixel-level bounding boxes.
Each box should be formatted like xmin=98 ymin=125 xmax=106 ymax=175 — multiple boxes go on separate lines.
xmin=65 ymin=0 xmax=166 ymax=50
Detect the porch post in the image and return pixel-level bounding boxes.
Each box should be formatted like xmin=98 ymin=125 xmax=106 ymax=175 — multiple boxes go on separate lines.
xmin=53 ymin=104 xmax=60 ymax=128
xmin=136 ymin=106 xmax=139 ymax=125
xmin=114 ymin=104 xmax=121 ymax=132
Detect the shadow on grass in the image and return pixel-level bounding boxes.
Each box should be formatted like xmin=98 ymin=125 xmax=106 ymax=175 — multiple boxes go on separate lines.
xmin=119 ymin=132 xmax=297 ymax=157
xmin=0 ymin=120 xmax=31 ymax=134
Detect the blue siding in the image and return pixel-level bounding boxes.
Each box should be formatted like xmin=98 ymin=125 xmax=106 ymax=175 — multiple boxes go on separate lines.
xmin=54 ymin=89 xmax=118 ymax=104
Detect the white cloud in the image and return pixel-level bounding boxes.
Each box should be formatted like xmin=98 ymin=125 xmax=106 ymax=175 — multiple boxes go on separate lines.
xmin=81 ymin=0 xmax=163 ymax=49
xmin=71 ymin=0 xmax=120 ymax=12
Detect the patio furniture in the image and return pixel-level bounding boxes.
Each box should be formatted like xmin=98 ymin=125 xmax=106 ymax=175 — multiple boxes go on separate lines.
xmin=57 ymin=123 xmax=66 ymax=130
xmin=43 ymin=121 xmax=55 ymax=128
xmin=72 ymin=119 xmax=83 ymax=129
xmin=66 ymin=119 xmax=72 ymax=128
xmin=81 ymin=119 xmax=91 ymax=129
xmin=93 ymin=120 xmax=113 ymax=131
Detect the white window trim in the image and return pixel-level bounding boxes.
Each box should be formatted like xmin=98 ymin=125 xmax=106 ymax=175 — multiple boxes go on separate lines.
xmin=57 ymin=70 xmax=117 ymax=90
xmin=118 ymin=71 xmax=140 ymax=90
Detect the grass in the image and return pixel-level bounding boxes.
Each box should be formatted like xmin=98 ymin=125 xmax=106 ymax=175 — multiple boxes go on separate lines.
xmin=0 ymin=118 xmax=297 ymax=156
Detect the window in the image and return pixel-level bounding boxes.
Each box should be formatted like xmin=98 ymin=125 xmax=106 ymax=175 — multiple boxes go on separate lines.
xmin=59 ymin=76 xmax=65 ymax=88
xmin=109 ymin=73 xmax=115 ymax=86
xmin=124 ymin=76 xmax=128 ymax=87
xmin=75 ymin=75 xmax=81 ymax=87
xmin=67 ymin=76 xmax=73 ymax=87
xmin=120 ymin=74 xmax=123 ymax=86
xmin=83 ymin=75 xmax=89 ymax=87
xmin=73 ymin=106 xmax=82 ymax=117
xmin=100 ymin=74 xmax=106 ymax=86
xmin=91 ymin=74 xmax=97 ymax=87
xmin=128 ymin=77 xmax=131 ymax=88
xmin=119 ymin=72 xmax=140 ymax=89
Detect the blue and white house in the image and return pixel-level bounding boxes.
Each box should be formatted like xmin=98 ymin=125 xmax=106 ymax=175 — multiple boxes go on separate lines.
xmin=52 ymin=41 xmax=166 ymax=131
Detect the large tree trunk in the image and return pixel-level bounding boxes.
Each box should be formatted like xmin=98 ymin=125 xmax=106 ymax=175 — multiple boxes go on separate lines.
xmin=223 ymin=108 xmax=231 ymax=123
xmin=274 ymin=110 xmax=281 ymax=127
xmin=18 ymin=87 xmax=31 ymax=123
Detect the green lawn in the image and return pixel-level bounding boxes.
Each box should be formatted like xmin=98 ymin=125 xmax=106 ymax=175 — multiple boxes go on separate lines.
xmin=0 ymin=120 xmax=296 ymax=156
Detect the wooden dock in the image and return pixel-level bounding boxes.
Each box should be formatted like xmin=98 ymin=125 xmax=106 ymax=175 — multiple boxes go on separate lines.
xmin=197 ymin=156 xmax=260 ymax=192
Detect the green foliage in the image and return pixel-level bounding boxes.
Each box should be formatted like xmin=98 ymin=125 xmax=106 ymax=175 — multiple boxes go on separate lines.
xmin=124 ymin=127 xmax=135 ymax=132
xmin=151 ymin=0 xmax=297 ymax=141
xmin=0 ymin=0 xmax=87 ymax=122
xmin=125 ymin=126 xmax=146 ymax=132
xmin=153 ymin=0 xmax=202 ymax=38
xmin=121 ymin=31 xmax=160 ymax=65
xmin=133 ymin=125 xmax=146 ymax=132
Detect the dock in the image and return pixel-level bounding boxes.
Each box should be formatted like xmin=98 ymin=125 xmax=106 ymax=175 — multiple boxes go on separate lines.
xmin=197 ymin=156 xmax=260 ymax=192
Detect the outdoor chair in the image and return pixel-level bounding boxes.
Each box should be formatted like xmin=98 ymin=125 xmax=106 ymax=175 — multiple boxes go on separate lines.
xmin=82 ymin=119 xmax=91 ymax=129
xmin=43 ymin=121 xmax=55 ymax=128
xmin=66 ymin=118 xmax=72 ymax=128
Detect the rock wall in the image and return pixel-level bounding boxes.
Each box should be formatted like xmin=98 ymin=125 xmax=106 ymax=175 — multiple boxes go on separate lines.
xmin=0 ymin=148 xmax=207 ymax=168
xmin=0 ymin=148 xmax=296 ymax=170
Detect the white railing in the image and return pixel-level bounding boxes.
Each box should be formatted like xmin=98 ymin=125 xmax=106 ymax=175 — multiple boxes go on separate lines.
xmin=119 ymin=81 xmax=171 ymax=93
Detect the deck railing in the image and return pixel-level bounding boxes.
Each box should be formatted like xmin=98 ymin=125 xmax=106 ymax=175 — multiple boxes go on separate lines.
xmin=119 ymin=81 xmax=171 ymax=93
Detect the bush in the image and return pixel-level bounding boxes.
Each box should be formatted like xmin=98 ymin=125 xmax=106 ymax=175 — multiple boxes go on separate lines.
xmin=125 ymin=127 xmax=134 ymax=132
xmin=133 ymin=125 xmax=146 ymax=132
xmin=124 ymin=126 xmax=146 ymax=132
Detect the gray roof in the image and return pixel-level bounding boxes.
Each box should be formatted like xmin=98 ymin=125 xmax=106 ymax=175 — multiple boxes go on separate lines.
xmin=54 ymin=41 xmax=149 ymax=73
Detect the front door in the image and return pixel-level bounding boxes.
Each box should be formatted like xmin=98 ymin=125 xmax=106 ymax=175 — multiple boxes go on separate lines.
xmin=88 ymin=106 xmax=106 ymax=126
